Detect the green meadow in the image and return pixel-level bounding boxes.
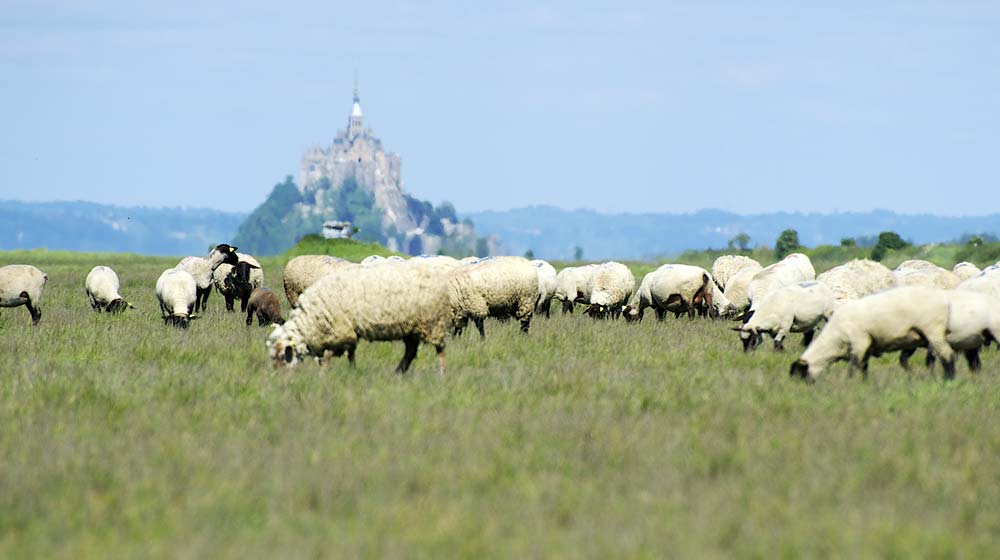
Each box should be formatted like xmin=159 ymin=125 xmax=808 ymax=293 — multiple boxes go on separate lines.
xmin=2 ymin=248 xmax=1000 ymax=557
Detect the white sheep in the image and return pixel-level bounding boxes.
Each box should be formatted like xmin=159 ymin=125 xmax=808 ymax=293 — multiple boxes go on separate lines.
xmin=282 ymin=255 xmax=353 ymax=308
xmin=893 ymin=260 xmax=961 ymax=290
xmin=900 ymin=290 xmax=1000 ymax=372
xmin=212 ymin=253 xmax=264 ymax=311
xmin=711 ymin=255 xmax=762 ymax=291
xmin=956 ymin=264 xmax=1000 ymax=301
xmin=586 ymin=261 xmax=636 ymax=319
xmin=624 ymin=264 xmax=728 ymax=321
xmin=734 ymin=281 xmax=836 ymax=352
xmin=460 ymin=256 xmax=481 ymax=265
xmin=789 ymin=286 xmax=956 ymax=382
xmin=175 ymin=243 xmax=240 ymax=312
xmin=0 ymin=264 xmax=48 ymax=325
xmin=361 ymin=255 xmax=386 ymax=266
xmin=816 ymin=259 xmax=897 ymax=303
xmin=386 ymin=255 xmax=406 ymax=263
xmin=722 ymin=265 xmax=759 ymax=311
xmin=267 ymin=263 xmax=452 ymax=374
xmin=155 ymin=268 xmax=198 ymax=328
xmin=530 ymin=259 xmax=558 ymax=318
xmin=447 ymin=256 xmax=538 ymax=337
xmin=746 ymin=253 xmax=816 ymax=311
xmin=84 ymin=265 xmax=133 ymax=314
xmin=553 ymin=264 xmax=598 ymax=314
xmin=952 ymin=262 xmax=981 ymax=281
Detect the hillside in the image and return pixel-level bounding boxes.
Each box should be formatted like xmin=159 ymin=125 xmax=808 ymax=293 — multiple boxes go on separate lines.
xmin=0 ymin=200 xmax=246 ymax=256
xmin=467 ymin=206 xmax=1000 ymax=260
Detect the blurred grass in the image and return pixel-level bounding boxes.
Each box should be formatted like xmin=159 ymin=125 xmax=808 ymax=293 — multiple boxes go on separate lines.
xmin=2 ymin=250 xmax=1000 ymax=557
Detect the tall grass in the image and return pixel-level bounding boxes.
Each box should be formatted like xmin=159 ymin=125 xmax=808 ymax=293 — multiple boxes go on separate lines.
xmin=1 ymin=251 xmax=999 ymax=556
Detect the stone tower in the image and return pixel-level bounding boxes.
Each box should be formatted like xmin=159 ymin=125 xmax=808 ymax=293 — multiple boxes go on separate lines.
xmin=347 ymin=76 xmax=364 ymax=138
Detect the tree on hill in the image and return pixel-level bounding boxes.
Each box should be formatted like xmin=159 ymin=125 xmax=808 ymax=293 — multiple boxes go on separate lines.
xmin=870 ymin=231 xmax=909 ymax=261
xmin=728 ymin=232 xmax=752 ymax=252
xmin=775 ymin=229 xmax=801 ymax=259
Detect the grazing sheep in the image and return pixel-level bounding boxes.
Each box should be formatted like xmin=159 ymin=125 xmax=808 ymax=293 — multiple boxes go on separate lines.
xmin=155 ymin=268 xmax=198 ymax=328
xmin=246 ymin=287 xmax=284 ymax=327
xmin=530 ymin=259 xmax=558 ymax=318
xmin=900 ymin=290 xmax=1000 ymax=372
xmin=0 ymin=264 xmax=48 ymax=325
xmin=212 ymin=253 xmax=264 ymax=312
xmin=789 ymin=287 xmax=956 ymax=382
xmin=746 ymin=253 xmax=816 ymax=311
xmin=816 ymin=259 xmax=897 ymax=303
xmin=624 ymin=264 xmax=724 ymax=321
xmin=84 ymin=265 xmax=132 ymax=314
xmin=176 ymin=243 xmax=240 ymax=312
xmin=734 ymin=281 xmax=836 ymax=352
xmin=553 ymin=264 xmax=598 ymax=314
xmin=447 ymin=256 xmax=538 ymax=337
xmin=957 ymin=264 xmax=1000 ymax=301
xmin=223 ymin=261 xmax=263 ymax=312
xmin=722 ymin=265 xmax=759 ymax=312
xmin=711 ymin=255 xmax=762 ymax=292
xmin=282 ymin=255 xmax=353 ymax=308
xmin=361 ymin=255 xmax=386 ymax=266
xmin=267 ymin=264 xmax=451 ymax=374
xmin=952 ymin=262 xmax=981 ymax=282
xmin=586 ymin=261 xmax=636 ymax=319
xmin=893 ymin=260 xmax=961 ymax=290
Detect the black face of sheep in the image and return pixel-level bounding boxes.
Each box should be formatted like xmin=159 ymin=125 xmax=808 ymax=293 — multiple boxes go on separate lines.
xmin=789 ymin=359 xmax=810 ymax=381
xmin=227 ymin=262 xmax=258 ymax=291
xmin=623 ymin=305 xmax=643 ymax=323
xmin=213 ymin=244 xmax=240 ymax=266
xmin=586 ymin=303 xmax=610 ymax=320
xmin=105 ymin=299 xmax=131 ymax=314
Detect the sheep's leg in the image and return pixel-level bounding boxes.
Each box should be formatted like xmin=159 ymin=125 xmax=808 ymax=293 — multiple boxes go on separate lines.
xmin=899 ymin=348 xmax=915 ymax=370
xmin=802 ymin=329 xmax=815 ymax=348
xmin=925 ymin=351 xmax=937 ymax=370
xmin=347 ymin=345 xmax=357 ymax=367
xmin=25 ymin=296 xmax=41 ymax=326
xmin=246 ymin=306 xmax=254 ymax=326
xmin=921 ymin=330 xmax=956 ymax=380
xmin=965 ymin=349 xmax=982 ymax=372
xmin=773 ymin=330 xmax=786 ymax=352
xmin=654 ymin=308 xmax=665 ymax=322
xmin=396 ymin=336 xmax=420 ymax=374
xmin=88 ymin=294 xmax=99 ymax=311
xmin=562 ymin=300 xmax=574 ymax=314
xmin=435 ymin=344 xmax=446 ymax=377
xmin=240 ymin=296 xmax=249 ymax=313
xmin=474 ymin=318 xmax=486 ymax=339
xmin=225 ymin=294 xmax=236 ymax=312
xmin=519 ymin=315 xmax=531 ymax=334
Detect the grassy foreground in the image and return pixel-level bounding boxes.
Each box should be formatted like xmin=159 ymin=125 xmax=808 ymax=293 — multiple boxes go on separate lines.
xmin=2 ymin=251 xmax=1000 ymax=557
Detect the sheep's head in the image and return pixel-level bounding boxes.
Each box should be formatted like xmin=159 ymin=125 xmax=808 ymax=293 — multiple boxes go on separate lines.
xmin=789 ymin=359 xmax=815 ymax=383
xmin=106 ymin=298 xmax=132 ymax=314
xmin=227 ymin=262 xmax=259 ymax=292
xmin=209 ymin=244 xmax=240 ymax=267
xmin=623 ymin=304 xmax=643 ymax=323
xmin=268 ymin=324 xmax=304 ymax=368
xmin=732 ymin=325 xmax=761 ymax=352
xmin=585 ymin=303 xmax=608 ymax=319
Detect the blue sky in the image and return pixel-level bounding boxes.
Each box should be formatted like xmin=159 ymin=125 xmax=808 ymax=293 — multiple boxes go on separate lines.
xmin=2 ymin=1 xmax=998 ymax=215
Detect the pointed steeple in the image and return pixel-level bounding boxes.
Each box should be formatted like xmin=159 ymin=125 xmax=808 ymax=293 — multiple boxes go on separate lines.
xmin=349 ymin=70 xmax=364 ymax=135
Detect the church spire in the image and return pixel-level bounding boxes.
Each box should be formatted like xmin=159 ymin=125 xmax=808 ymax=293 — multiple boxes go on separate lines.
xmin=348 ymin=70 xmax=364 ymax=136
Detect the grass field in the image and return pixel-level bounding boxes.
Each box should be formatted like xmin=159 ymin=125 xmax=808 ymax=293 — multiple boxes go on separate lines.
xmin=3 ymin=250 xmax=1000 ymax=557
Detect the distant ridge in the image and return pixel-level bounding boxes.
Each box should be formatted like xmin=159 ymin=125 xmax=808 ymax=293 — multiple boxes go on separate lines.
xmin=0 ymin=200 xmax=246 ymax=256
xmin=465 ymin=206 xmax=1000 ymax=260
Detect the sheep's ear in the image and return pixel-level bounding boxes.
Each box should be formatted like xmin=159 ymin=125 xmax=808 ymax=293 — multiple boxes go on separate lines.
xmin=128 ymin=303 xmax=135 ymax=309
xmin=229 ymin=246 xmax=238 ymax=253
xmin=248 ymin=264 xmax=260 ymax=269
xmin=730 ymin=326 xmax=743 ymax=332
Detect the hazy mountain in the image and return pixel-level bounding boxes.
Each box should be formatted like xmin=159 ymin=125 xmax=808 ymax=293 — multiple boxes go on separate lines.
xmin=0 ymin=201 xmax=246 ymax=256
xmin=465 ymin=206 xmax=1000 ymax=260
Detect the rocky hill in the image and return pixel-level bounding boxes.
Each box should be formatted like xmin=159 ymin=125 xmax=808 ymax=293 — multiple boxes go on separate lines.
xmin=234 ymin=88 xmax=485 ymax=256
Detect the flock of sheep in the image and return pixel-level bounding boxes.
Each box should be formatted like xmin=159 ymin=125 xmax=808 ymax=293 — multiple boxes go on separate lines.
xmin=2 ymin=243 xmax=999 ymax=382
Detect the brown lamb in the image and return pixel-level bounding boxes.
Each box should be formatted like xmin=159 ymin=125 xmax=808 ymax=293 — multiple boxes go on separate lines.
xmin=246 ymin=287 xmax=284 ymax=327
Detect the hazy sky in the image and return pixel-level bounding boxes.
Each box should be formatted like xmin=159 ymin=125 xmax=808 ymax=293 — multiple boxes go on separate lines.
xmin=2 ymin=1 xmax=998 ymax=215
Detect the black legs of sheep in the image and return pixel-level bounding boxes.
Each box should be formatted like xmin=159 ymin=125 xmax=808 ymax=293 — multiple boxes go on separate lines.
xmin=392 ymin=336 xmax=446 ymax=375
xmin=25 ymin=296 xmax=41 ymax=326
xmin=194 ymin=286 xmax=210 ymax=313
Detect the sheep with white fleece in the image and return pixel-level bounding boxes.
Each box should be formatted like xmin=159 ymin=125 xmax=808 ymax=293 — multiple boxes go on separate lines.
xmin=893 ymin=260 xmax=961 ymax=290
xmin=0 ymin=264 xmax=48 ymax=325
xmin=711 ymin=255 xmax=762 ymax=292
xmin=586 ymin=261 xmax=636 ymax=319
xmin=85 ymin=265 xmax=132 ymax=314
xmin=816 ymin=259 xmax=897 ymax=303
xmin=734 ymin=281 xmax=836 ymax=352
xmin=789 ymin=286 xmax=956 ymax=382
xmin=952 ymin=262 xmax=981 ymax=281
xmin=553 ymin=264 xmax=598 ymax=314
xmin=746 ymin=253 xmax=815 ymax=311
xmin=155 ymin=268 xmax=198 ymax=328
xmin=899 ymin=290 xmax=1000 ymax=372
xmin=176 ymin=243 xmax=240 ymax=312
xmin=956 ymin=264 xmax=1000 ymax=301
xmin=447 ymin=256 xmax=538 ymax=337
xmin=530 ymin=259 xmax=558 ymax=318
xmin=267 ymin=263 xmax=452 ymax=374
xmin=282 ymin=255 xmax=353 ymax=308
xmin=722 ymin=266 xmax=759 ymax=312
xmin=624 ymin=264 xmax=726 ymax=321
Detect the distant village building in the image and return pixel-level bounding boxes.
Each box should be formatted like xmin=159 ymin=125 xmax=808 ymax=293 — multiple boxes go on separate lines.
xmin=321 ymin=220 xmax=353 ymax=239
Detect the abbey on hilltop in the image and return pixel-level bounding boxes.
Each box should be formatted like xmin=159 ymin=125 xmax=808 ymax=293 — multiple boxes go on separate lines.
xmin=234 ymin=80 xmax=490 ymax=256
